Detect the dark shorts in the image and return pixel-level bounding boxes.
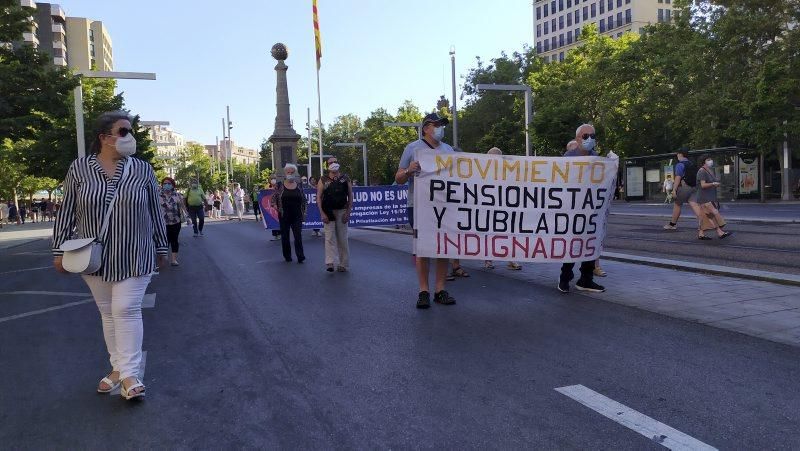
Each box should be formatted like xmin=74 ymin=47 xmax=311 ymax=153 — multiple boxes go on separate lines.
xmin=674 ymin=185 xmax=697 ymax=205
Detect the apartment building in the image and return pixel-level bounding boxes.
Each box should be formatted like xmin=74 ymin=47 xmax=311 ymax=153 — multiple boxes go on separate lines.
xmin=65 ymin=17 xmax=113 ymax=71
xmin=14 ymin=0 xmax=39 ymax=48
xmin=32 ymin=2 xmax=67 ymax=66
xmin=208 ymin=141 xmax=260 ymax=166
xmin=533 ymin=0 xmax=679 ymax=63
xmin=142 ymin=124 xmax=186 ymax=177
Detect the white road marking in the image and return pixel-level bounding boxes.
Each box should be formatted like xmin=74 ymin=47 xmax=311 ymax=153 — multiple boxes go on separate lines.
xmin=110 ymin=351 xmax=147 ymax=395
xmin=0 ymin=298 xmax=94 ymax=323
xmin=142 ymin=293 xmax=156 ymax=308
xmin=0 ymin=266 xmax=52 ymax=276
xmin=555 ymin=385 xmax=717 ymax=451
xmin=0 ymin=291 xmax=90 ymax=297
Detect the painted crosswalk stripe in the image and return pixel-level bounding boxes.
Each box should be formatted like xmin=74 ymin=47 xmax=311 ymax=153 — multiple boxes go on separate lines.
xmin=0 ymin=291 xmax=91 ymax=297
xmin=555 ymin=384 xmax=717 ymax=451
xmin=0 ymin=298 xmax=94 ymax=323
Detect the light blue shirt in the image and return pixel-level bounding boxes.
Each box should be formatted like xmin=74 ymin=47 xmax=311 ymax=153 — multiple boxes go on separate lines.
xmin=399 ymin=139 xmax=455 ymax=207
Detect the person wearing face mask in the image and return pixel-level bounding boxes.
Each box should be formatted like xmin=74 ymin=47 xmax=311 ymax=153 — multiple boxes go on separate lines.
xmin=159 ymin=177 xmax=188 ymax=266
xmin=185 ymin=180 xmax=207 ymax=236
xmin=251 ymin=185 xmax=261 ymax=220
xmin=270 ymin=164 xmax=307 ymax=262
xmin=318 ymin=157 xmax=353 ymax=272
xmin=395 ymin=112 xmax=457 ymax=309
xmin=558 ymin=125 xmax=606 ymax=294
xmin=696 ymin=155 xmax=732 ymax=240
xmin=52 ymin=111 xmax=169 ymax=401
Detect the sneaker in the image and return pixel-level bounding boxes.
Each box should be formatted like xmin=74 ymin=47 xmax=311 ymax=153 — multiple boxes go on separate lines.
xmin=558 ymin=279 xmax=570 ymax=293
xmin=416 ymin=291 xmax=431 ymax=309
xmin=326 ymin=265 xmax=334 ymax=272
xmin=433 ymin=290 xmax=456 ymax=305
xmin=593 ymin=267 xmax=607 ymax=277
xmin=663 ymin=223 xmax=677 ymax=230
xmin=575 ymin=280 xmax=606 ymax=293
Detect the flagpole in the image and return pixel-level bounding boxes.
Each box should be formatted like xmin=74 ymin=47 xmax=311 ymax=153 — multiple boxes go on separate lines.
xmin=316 ymin=67 xmax=323 ymax=177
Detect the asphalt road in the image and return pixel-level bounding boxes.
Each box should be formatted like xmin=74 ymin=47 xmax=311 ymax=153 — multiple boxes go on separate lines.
xmin=605 ymin=213 xmax=800 ymax=276
xmin=1 ymin=220 xmax=799 ymax=449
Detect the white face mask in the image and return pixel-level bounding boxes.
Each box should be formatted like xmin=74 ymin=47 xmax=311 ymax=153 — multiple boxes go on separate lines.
xmin=581 ymin=137 xmax=596 ymax=152
xmin=433 ymin=126 xmax=445 ymax=141
xmin=329 ymin=163 xmax=341 ymax=171
xmin=705 ymin=160 xmax=713 ymax=167
xmin=114 ymin=133 xmax=137 ymax=157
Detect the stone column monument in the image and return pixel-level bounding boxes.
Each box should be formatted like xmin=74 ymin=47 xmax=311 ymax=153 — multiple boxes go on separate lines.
xmin=268 ymin=43 xmax=301 ymax=179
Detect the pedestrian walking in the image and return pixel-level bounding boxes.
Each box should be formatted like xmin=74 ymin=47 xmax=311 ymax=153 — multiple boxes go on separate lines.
xmin=212 ymin=190 xmax=222 ymax=219
xmin=251 ymin=185 xmax=261 ymax=220
xmin=663 ymin=175 xmax=675 ymax=204
xmin=159 ymin=177 xmax=187 ymax=266
xmin=19 ymin=203 xmax=27 ymax=224
xmin=482 ymin=147 xmax=521 ymax=272
xmin=8 ymin=201 xmax=18 ymax=224
xmin=270 ymin=164 xmax=307 ymax=263
xmin=221 ymin=187 xmax=234 ymax=218
xmin=185 ymin=180 xmax=207 ymax=236
xmin=52 ymin=110 xmax=169 ymax=400
xmin=204 ymin=190 xmax=214 ymax=218
xmin=233 ymin=183 xmax=246 ymax=221
xmin=395 ymin=112 xmax=457 ymax=308
xmin=31 ymin=201 xmax=39 ymax=223
xmin=318 ymin=157 xmax=352 ymax=272
xmin=557 ymin=125 xmax=606 ymax=293
xmin=696 ymin=155 xmax=732 ymax=240
xmin=663 ymin=147 xmax=704 ymax=231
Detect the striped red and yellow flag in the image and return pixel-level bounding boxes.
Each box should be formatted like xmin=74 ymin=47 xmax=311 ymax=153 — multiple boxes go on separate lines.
xmin=313 ymin=0 xmax=322 ymax=69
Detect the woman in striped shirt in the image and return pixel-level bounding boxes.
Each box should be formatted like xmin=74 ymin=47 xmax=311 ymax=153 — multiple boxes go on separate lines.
xmin=52 ymin=111 xmax=169 ymax=401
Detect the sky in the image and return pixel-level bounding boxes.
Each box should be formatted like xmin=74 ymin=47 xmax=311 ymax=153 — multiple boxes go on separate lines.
xmin=61 ymin=0 xmax=533 ymax=150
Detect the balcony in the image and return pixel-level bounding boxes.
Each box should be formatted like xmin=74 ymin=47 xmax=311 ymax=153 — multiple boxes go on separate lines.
xmin=53 ymin=56 xmax=66 ymax=66
xmin=52 ymin=23 xmax=65 ymax=35
xmin=52 ymin=41 xmax=66 ymax=50
xmin=22 ymin=32 xmax=38 ymax=45
xmin=19 ymin=0 xmax=36 ymax=8
xmin=49 ymin=4 xmax=66 ymax=21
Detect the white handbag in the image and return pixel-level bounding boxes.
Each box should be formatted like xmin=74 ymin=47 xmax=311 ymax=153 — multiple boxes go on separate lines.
xmin=60 ymin=159 xmax=130 ymax=274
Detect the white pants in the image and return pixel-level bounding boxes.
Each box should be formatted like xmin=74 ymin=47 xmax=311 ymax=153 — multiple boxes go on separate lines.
xmin=324 ymin=209 xmax=350 ymax=268
xmin=235 ymin=200 xmax=245 ymax=219
xmin=82 ymin=274 xmax=152 ymax=380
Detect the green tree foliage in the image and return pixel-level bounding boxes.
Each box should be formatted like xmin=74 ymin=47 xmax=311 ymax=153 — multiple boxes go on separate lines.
xmin=174 ymin=142 xmax=224 ymax=190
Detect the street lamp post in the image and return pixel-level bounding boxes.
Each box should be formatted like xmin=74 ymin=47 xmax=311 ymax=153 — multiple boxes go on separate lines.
xmin=333 ymin=142 xmax=368 ymax=186
xmin=74 ymin=70 xmax=156 ymax=158
xmin=475 ymin=83 xmax=533 ymax=156
xmin=449 ymin=46 xmax=458 ymax=149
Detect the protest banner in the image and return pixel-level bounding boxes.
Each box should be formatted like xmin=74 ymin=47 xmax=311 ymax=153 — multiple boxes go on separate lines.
xmin=258 ymin=185 xmax=409 ymax=230
xmin=413 ymin=151 xmax=619 ymax=263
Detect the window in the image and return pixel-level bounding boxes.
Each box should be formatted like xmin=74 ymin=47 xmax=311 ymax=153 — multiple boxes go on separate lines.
xmin=544 ymin=22 xmax=549 ymax=34
xmin=608 ymin=15 xmax=613 ymax=29
xmin=544 ymin=3 xmax=549 ymax=16
xmin=561 ymin=33 xmax=566 ymax=46
xmin=625 ymin=0 xmax=630 ymax=3
xmin=599 ymin=18 xmax=605 ymax=32
xmin=665 ymin=9 xmax=671 ymax=20
xmin=559 ymin=15 xmax=564 ymax=29
xmin=625 ymin=8 xmax=631 ymax=23
xmin=537 ymin=42 xmax=542 ymax=53
xmin=591 ymin=3 xmax=596 ymax=17
xmin=567 ymin=30 xmax=573 ymax=43
xmin=536 ymin=6 xmax=541 ymax=19
xmin=537 ymin=24 xmax=542 ymax=37
xmin=575 ymin=10 xmax=580 ymax=23
xmin=576 ymin=27 xmax=581 ymax=39
xmin=567 ymin=0 xmax=571 ymax=7
xmin=551 ymin=36 xmax=556 ymax=48
xmin=544 ymin=40 xmax=550 ymax=51
xmin=608 ymin=0 xmax=613 ymax=11
xmin=559 ymin=51 xmax=565 ymax=61
xmin=552 ymin=18 xmax=556 ymax=29
xmin=657 ymin=8 xmax=664 ymax=22
xmin=617 ymin=0 xmax=621 ymax=6
xmin=657 ymin=0 xmax=663 ymax=3
xmin=567 ymin=13 xmax=572 ymax=26
xmin=544 ymin=55 xmax=550 ymax=63
xmin=551 ymin=1 xmax=556 ymax=12
xmin=559 ymin=0 xmax=564 ymax=11
xmin=665 ymin=0 xmax=671 ymax=3
xmin=600 ymin=1 xmax=604 ymax=13
xmin=583 ymin=6 xmax=588 ymax=20
xmin=617 ymin=12 xmax=622 ymax=25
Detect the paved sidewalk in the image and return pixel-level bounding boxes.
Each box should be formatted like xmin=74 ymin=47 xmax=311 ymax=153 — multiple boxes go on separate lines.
xmin=351 ymin=228 xmax=800 ymax=347
xmin=610 ymin=201 xmax=800 ymax=223
xmin=0 ymin=221 xmax=53 ymax=250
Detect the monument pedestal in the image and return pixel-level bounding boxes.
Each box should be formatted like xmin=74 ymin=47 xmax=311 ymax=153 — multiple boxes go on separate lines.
xmin=268 ymin=44 xmax=301 ymax=179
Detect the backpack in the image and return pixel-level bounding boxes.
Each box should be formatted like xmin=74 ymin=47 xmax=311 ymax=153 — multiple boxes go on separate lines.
xmin=679 ymin=160 xmax=697 ymax=187
xmin=323 ymin=177 xmax=349 ymax=210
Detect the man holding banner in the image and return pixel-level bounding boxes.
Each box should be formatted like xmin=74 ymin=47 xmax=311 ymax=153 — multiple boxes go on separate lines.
xmin=396 ymin=113 xmax=457 ymax=309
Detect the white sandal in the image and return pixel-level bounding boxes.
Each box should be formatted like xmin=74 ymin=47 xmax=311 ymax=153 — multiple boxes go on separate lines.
xmin=96 ymin=374 xmax=120 ymax=393
xmin=120 ymin=378 xmax=145 ymax=400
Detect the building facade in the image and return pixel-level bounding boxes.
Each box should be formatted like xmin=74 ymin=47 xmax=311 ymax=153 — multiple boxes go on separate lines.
xmin=14 ymin=0 xmax=39 ymax=48
xmin=141 ymin=124 xmax=186 ymax=178
xmin=32 ymin=2 xmax=67 ymax=66
xmin=533 ymin=0 xmax=679 ymax=63
xmin=65 ymin=17 xmax=113 ymax=71
xmin=208 ymin=140 xmax=259 ymax=166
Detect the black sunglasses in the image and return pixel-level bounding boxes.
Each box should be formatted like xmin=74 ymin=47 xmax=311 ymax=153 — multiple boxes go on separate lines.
xmin=108 ymin=127 xmax=133 ymax=137
xmin=581 ymin=133 xmax=596 ymax=140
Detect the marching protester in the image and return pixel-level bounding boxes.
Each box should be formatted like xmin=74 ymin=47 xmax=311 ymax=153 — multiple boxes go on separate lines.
xmin=52 ymin=111 xmax=169 ymax=400
xmin=270 ymin=164 xmax=307 ymax=263
xmin=221 ymin=186 xmax=234 ymax=218
xmin=159 ymin=177 xmax=187 ymax=266
xmin=211 ymin=190 xmax=222 ymax=219
xmin=185 ymin=179 xmax=207 ymax=237
xmin=205 ymin=190 xmax=214 ymax=218
xmin=317 ymin=156 xmax=352 ymax=272
xmin=233 ymin=182 xmax=246 ymax=221
xmin=558 ymin=126 xmax=606 ymax=293
xmin=395 ymin=112 xmax=457 ymax=308
xmin=696 ymin=155 xmax=732 ymax=240
xmin=483 ymin=147 xmax=521 ymax=271
xmin=663 ymin=147 xmax=704 ymax=231
xmin=251 ymin=185 xmax=261 ymax=220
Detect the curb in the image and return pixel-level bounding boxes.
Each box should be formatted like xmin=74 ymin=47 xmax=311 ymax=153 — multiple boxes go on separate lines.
xmin=360 ymin=226 xmax=800 ymax=287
